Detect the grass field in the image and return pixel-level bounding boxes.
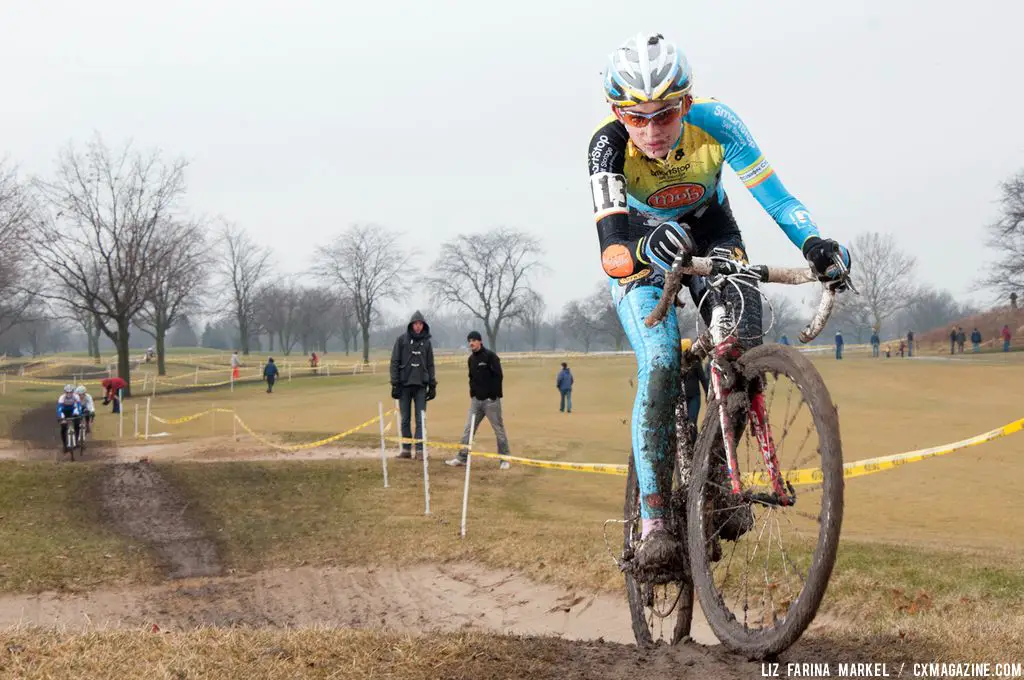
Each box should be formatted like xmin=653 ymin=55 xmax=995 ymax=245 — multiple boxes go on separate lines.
xmin=1 ymin=347 xmax=1022 ymax=670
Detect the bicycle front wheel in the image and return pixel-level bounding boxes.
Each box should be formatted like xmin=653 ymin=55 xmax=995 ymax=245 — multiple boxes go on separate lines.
xmin=686 ymin=343 xmax=843 ymax=659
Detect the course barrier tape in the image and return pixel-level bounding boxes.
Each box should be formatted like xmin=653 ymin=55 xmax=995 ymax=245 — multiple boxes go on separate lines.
xmin=148 ymin=404 xmax=395 ymax=452
xmin=744 ymin=415 xmax=1024 ymax=487
xmin=232 ymin=410 xmax=394 ymax=452
xmin=390 ymin=416 xmax=1024 ymax=482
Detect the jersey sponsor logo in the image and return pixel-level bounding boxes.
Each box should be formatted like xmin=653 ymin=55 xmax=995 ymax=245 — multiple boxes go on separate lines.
xmin=647 ymin=183 xmax=705 ymax=209
xmin=601 ymin=244 xmax=633 ymax=277
xmin=737 ymin=156 xmax=770 ymax=184
xmin=590 ymin=134 xmax=613 ymax=174
xmin=591 ymin=172 xmax=627 ymax=216
xmin=617 ymin=268 xmax=651 ymax=285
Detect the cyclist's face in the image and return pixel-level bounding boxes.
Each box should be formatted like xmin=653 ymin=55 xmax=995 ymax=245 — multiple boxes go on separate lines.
xmin=616 ymin=98 xmax=687 ymax=159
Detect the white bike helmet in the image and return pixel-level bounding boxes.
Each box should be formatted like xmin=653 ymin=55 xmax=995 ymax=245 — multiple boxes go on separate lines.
xmin=63 ymin=384 xmax=74 ymax=394
xmin=603 ymin=33 xmax=693 ymax=108
xmin=76 ymin=385 xmax=87 ymax=395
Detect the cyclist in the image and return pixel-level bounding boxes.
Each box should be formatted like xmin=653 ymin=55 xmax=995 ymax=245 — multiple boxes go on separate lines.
xmin=590 ymin=33 xmax=851 ymax=572
xmin=76 ymin=385 xmax=95 ymax=433
xmin=56 ymin=384 xmax=83 ymax=451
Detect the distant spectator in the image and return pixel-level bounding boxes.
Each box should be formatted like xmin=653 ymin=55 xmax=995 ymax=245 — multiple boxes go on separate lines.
xmin=1011 ymin=292 xmax=1018 ymax=310
xmin=390 ymin=311 xmax=437 ymax=460
xmin=778 ymin=335 xmax=790 ymax=346
xmin=898 ymin=339 xmax=906 ymax=358
xmin=446 ymin=331 xmax=511 ymax=470
xmin=263 ymin=357 xmax=278 ymax=393
xmin=681 ymin=339 xmax=708 ymax=425
xmin=834 ymin=331 xmax=844 ymax=360
xmin=971 ymin=328 xmax=982 ymax=353
xmin=556 ymin=362 xmax=574 ymax=414
xmin=100 ymin=376 xmax=128 ymax=413
xmin=884 ymin=344 xmax=892 ymax=358
xmin=949 ymin=327 xmax=957 ymax=355
xmin=231 ymin=350 xmax=241 ymax=379
xmin=870 ymin=330 xmax=880 ymax=358
xmin=1002 ymin=325 xmax=1012 ymax=352
xmin=906 ymin=330 xmax=914 ymax=357
xmin=956 ymin=328 xmax=967 ymax=354
xmin=309 ymin=351 xmax=319 ymax=370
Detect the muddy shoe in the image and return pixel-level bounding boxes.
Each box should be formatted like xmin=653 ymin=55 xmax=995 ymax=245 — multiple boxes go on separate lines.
xmin=635 ymin=528 xmax=685 ymax=576
xmin=715 ymin=502 xmax=755 ymax=542
xmin=444 ymin=457 xmax=466 ymax=467
xmin=397 ymin=450 xmax=412 ymax=459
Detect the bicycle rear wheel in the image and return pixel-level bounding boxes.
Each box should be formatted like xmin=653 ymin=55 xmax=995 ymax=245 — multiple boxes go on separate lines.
xmin=686 ymin=343 xmax=843 ymax=659
xmin=624 ymin=455 xmax=694 ymax=646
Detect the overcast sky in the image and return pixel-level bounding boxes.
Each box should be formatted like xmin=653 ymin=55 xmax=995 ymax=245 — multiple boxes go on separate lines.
xmin=2 ymin=0 xmax=1021 ymax=320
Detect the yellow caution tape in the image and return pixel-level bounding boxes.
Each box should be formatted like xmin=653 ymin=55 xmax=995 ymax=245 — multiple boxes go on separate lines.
xmin=232 ymin=410 xmax=394 ymax=452
xmin=744 ymin=416 xmax=1024 ymax=487
xmin=150 ymin=408 xmax=235 ymax=425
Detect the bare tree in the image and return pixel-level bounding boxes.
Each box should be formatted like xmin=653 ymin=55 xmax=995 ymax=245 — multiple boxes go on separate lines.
xmin=426 ymin=227 xmax=544 ymax=348
xmin=335 ymin=295 xmax=360 ymax=355
xmin=294 ymin=287 xmax=339 ymax=355
xmin=32 ymin=137 xmax=188 ymax=393
xmin=216 ymin=222 xmax=271 ymax=356
xmin=0 ymin=160 xmax=36 ymax=339
xmin=981 ymin=170 xmax=1024 ymax=303
xmin=560 ymin=300 xmax=597 ymax=352
xmin=839 ymin=231 xmax=917 ymax=334
xmin=519 ymin=290 xmax=546 ymax=351
xmin=314 ymin=224 xmax=413 ymax=364
xmin=138 ymin=220 xmax=208 ymax=374
xmin=256 ymin=282 xmax=302 ymax=356
xmin=586 ymin=284 xmax=627 ymax=350
xmin=762 ymin=293 xmax=802 ymax=342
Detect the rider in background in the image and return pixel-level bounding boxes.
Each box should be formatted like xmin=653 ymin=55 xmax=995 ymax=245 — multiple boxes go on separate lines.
xmin=76 ymin=385 xmax=95 ymax=433
xmin=56 ymin=384 xmax=83 ymax=450
xmin=590 ymin=33 xmax=851 ymax=571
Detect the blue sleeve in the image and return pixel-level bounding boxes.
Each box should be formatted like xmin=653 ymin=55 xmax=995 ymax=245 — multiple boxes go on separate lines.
xmin=694 ymin=101 xmax=820 ymax=251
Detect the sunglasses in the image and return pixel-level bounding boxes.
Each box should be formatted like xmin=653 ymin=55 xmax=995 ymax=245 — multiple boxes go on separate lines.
xmin=618 ymin=102 xmax=683 ymax=128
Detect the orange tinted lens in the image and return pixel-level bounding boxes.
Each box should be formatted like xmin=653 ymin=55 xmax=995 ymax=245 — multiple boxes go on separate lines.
xmin=621 ymin=105 xmax=681 ymax=128
xmin=621 ymin=110 xmax=652 ymax=128
xmin=651 ymin=106 xmax=682 ymax=126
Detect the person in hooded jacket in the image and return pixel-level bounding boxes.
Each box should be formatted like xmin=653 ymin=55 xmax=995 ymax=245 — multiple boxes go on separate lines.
xmin=390 ymin=311 xmax=437 ymax=459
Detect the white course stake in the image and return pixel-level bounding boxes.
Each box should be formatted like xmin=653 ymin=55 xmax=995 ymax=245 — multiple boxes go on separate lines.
xmin=288 ymin=362 xmax=292 ymax=382
xmin=144 ymin=397 xmax=151 ymax=440
xmin=460 ymin=414 xmax=477 ymax=538
xmin=194 ymin=367 xmax=199 ymax=385
xmin=1 ymin=373 xmax=5 ymax=395
xmin=378 ymin=401 xmax=389 ymax=489
xmin=422 ymin=409 xmax=431 ymax=515
xmin=118 ymin=391 xmax=124 ymax=439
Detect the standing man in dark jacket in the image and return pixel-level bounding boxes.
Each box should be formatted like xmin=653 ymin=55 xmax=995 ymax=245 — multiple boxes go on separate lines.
xmin=446 ymin=331 xmax=511 ymax=470
xmin=971 ymin=327 xmax=982 ymax=352
xmin=263 ymin=357 xmax=279 ymax=393
xmin=556 ymin=362 xmax=574 ymax=413
xmin=390 ymin=311 xmax=437 ymax=459
xmin=906 ymin=330 xmax=914 ymax=357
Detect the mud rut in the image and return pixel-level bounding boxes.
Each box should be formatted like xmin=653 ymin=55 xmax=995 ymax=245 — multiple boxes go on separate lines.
xmin=1 ymin=411 xmax=858 ymax=676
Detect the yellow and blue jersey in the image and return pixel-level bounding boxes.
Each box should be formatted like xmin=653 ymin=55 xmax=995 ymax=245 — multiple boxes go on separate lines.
xmin=588 ymin=97 xmax=820 ymax=277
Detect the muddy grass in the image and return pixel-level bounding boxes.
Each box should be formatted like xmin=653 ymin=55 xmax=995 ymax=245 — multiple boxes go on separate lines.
xmin=98 ymin=462 xmax=222 ymax=579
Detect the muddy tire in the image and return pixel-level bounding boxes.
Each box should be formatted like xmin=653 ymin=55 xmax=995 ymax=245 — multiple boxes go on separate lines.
xmin=624 ymin=455 xmax=694 ymax=646
xmin=686 ymin=343 xmax=843 ymax=659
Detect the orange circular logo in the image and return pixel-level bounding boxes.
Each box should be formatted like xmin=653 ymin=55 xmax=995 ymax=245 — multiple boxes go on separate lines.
xmin=647 ymin=183 xmax=705 ymax=209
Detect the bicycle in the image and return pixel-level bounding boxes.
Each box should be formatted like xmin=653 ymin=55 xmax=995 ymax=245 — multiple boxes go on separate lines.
xmin=59 ymin=416 xmax=85 ymax=461
xmin=615 ymin=251 xmax=847 ymax=659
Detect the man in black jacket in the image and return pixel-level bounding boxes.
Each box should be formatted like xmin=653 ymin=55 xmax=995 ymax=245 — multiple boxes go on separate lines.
xmin=445 ymin=331 xmax=512 ymax=470
xmin=390 ymin=311 xmax=437 ymax=459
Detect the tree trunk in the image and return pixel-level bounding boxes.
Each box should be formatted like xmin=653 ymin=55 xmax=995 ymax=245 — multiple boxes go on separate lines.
xmin=156 ymin=328 xmax=167 ymax=376
xmin=116 ymin=320 xmax=132 ymax=397
xmin=238 ymin=314 xmax=250 ymax=355
xmin=268 ymin=333 xmax=275 ymax=352
xmin=361 ymin=323 xmax=370 ymax=363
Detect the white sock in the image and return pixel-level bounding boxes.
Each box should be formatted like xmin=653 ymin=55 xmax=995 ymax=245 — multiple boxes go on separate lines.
xmin=641 ymin=518 xmax=664 ymax=539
